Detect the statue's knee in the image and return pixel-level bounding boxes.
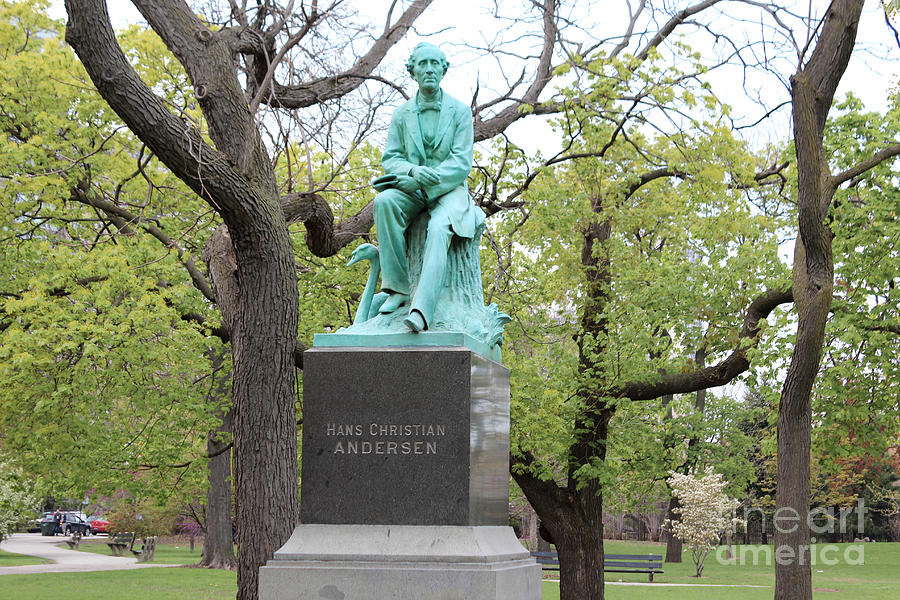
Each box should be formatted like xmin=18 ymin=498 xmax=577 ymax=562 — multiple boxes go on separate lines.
xmin=374 ymin=190 xmax=399 ymax=215
xmin=426 ymin=212 xmax=454 ymax=238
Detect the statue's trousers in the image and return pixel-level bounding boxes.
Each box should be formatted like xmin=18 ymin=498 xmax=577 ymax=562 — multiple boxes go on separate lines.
xmin=373 ymin=187 xmax=455 ymax=327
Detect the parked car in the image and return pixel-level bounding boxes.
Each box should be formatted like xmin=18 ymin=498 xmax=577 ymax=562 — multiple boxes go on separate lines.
xmin=61 ymin=513 xmax=91 ymax=536
xmin=27 ymin=512 xmax=53 ymax=533
xmin=88 ymin=515 xmax=110 ymax=534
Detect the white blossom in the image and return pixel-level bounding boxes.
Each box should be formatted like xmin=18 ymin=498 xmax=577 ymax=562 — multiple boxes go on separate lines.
xmin=0 ymin=465 xmax=36 ymax=543
xmin=665 ymin=467 xmax=740 ymax=577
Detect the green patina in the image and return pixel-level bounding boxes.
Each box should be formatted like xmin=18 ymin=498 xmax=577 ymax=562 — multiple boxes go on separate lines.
xmin=318 ymin=43 xmax=509 ymax=357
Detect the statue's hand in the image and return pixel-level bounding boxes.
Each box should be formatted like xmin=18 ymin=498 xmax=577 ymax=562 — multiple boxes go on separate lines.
xmin=410 ymin=166 xmax=441 ymax=187
xmin=394 ymin=174 xmax=419 ymax=194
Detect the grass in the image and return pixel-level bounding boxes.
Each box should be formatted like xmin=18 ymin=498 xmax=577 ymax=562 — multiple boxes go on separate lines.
xmin=0 ymin=548 xmax=49 ymax=567
xmin=1 ymin=539 xmax=896 ymax=599
xmin=538 ymin=539 xmax=900 ymax=599
xmin=74 ymin=538 xmax=209 ymax=565
xmin=0 ymin=568 xmax=236 ymax=600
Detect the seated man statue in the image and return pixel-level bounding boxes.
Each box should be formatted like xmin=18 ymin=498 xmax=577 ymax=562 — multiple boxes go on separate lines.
xmin=372 ymin=42 xmax=485 ymax=333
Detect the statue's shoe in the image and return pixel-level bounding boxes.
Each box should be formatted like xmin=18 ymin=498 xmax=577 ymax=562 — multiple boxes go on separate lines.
xmin=403 ymin=310 xmax=426 ymax=333
xmin=379 ymin=292 xmax=409 ymax=314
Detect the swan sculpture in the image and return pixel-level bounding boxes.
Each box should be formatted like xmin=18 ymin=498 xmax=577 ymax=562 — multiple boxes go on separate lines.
xmin=347 ymin=243 xmax=388 ymax=324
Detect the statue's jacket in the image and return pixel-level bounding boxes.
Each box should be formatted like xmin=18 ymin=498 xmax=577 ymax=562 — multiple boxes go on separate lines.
xmin=381 ymin=92 xmax=485 ymax=239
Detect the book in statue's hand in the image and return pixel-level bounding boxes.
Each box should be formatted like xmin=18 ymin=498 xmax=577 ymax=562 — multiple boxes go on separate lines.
xmin=371 ymin=174 xmax=399 ymax=192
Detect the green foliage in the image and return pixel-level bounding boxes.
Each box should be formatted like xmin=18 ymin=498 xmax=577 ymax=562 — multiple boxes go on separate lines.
xmin=813 ymin=95 xmax=900 ymax=473
xmin=485 ymin=40 xmax=793 ymax=505
xmin=0 ymin=237 xmax=222 ymax=499
xmin=289 ymin=143 xmax=384 ymax=343
xmin=0 ymin=0 xmax=223 ymax=507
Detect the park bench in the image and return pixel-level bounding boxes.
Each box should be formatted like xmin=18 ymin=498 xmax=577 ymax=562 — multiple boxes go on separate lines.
xmin=64 ymin=530 xmax=81 ymax=549
xmin=531 ymin=551 xmax=664 ymax=582
xmin=131 ymin=536 xmax=157 ymax=563
xmin=107 ymin=532 xmax=135 ymax=556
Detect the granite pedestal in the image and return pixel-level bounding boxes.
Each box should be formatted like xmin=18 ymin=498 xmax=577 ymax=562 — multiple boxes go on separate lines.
xmin=259 ymin=346 xmax=540 ymax=599
xmin=258 ymin=525 xmax=540 ymax=600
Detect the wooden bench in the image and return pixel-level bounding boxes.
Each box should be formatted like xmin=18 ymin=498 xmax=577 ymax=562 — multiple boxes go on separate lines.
xmin=131 ymin=536 xmax=157 ymax=563
xmin=106 ymin=532 xmax=135 ymax=556
xmin=65 ymin=530 xmax=82 ymax=549
xmin=531 ymin=551 xmax=664 ymax=582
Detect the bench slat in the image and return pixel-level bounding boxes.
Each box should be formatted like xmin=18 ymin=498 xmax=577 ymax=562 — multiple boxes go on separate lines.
xmin=529 ymin=551 xmax=664 ymax=580
xmin=605 ymin=561 xmax=663 ymax=569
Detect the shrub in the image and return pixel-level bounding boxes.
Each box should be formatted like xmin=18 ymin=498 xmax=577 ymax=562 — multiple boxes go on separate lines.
xmin=0 ymin=465 xmax=36 ymax=543
xmin=665 ymin=467 xmax=740 ymax=577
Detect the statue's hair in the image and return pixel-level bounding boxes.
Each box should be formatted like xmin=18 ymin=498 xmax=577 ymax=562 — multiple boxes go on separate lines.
xmin=406 ymin=42 xmax=449 ymax=77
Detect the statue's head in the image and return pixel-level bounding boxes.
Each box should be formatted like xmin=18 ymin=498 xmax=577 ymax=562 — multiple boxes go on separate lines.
xmin=406 ymin=42 xmax=449 ymax=79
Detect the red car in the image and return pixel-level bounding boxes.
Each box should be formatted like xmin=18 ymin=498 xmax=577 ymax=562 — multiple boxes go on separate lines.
xmin=88 ymin=516 xmax=110 ymax=534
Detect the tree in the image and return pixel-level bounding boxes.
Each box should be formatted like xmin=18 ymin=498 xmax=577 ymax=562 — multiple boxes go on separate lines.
xmin=665 ymin=468 xmax=739 ymax=577
xmin=471 ymin=4 xmax=806 ymax=596
xmin=0 ymin=464 xmax=36 ymax=543
xmin=0 ymin=0 xmax=238 ymax=564
xmin=776 ymin=2 xmax=900 ymax=598
xmin=489 ymin=52 xmax=794 ymax=595
xmin=60 ymin=2 xmax=560 ymax=597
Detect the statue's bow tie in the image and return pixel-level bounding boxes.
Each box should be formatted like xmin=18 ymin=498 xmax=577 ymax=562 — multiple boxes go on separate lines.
xmin=418 ymin=101 xmax=441 ymax=112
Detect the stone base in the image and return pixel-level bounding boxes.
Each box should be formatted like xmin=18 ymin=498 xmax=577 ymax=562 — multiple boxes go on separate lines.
xmin=301 ymin=347 xmax=510 ymax=527
xmin=258 ymin=524 xmax=541 ymax=600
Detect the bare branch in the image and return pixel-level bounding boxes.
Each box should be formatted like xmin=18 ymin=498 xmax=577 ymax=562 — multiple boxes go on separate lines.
xmin=635 ymin=0 xmax=725 ymax=61
xmin=247 ymin=0 xmax=433 ymax=108
xmin=473 ymin=0 xmax=557 ymax=141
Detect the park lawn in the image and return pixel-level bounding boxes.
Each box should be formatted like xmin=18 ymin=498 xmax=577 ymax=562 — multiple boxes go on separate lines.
xmin=0 ymin=567 xmax=236 ymax=600
xmin=0 ymin=548 xmax=49 ymax=566
xmin=3 ymin=540 xmax=895 ymax=600
xmin=539 ymin=540 xmax=900 ymax=600
xmin=73 ymin=538 xmax=210 ymax=565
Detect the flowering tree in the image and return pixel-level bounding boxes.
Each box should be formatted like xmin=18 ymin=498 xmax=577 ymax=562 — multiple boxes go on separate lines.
xmin=0 ymin=465 xmax=35 ymax=543
xmin=665 ymin=468 xmax=740 ymax=577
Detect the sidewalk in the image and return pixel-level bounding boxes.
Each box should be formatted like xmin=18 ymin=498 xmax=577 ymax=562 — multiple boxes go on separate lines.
xmin=0 ymin=533 xmax=170 ymax=575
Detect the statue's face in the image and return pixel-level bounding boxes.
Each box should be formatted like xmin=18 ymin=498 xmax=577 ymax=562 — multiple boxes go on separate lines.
xmin=410 ymin=46 xmax=445 ymax=95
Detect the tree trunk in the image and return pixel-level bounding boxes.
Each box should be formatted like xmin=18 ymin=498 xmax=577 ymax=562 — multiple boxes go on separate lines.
xmin=201 ymin=404 xmax=236 ymax=569
xmin=230 ymin=218 xmax=299 ymax=600
xmin=776 ymin=3 xmax=863 ymax=600
xmin=198 ymin=343 xmax=237 ymax=570
xmin=63 ymin=4 xmax=301 ymax=598
xmin=515 ymin=473 xmax=607 ymax=600
xmin=662 ymin=348 xmax=706 ymax=564
xmin=664 ymin=495 xmax=683 ymax=562
xmin=556 ymin=522 xmax=605 ymax=599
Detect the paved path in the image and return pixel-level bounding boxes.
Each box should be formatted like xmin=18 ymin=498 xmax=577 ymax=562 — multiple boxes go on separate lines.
xmin=0 ymin=533 xmax=171 ymax=575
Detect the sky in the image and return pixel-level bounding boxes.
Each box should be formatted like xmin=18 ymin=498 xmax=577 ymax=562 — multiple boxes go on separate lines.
xmin=48 ymin=0 xmax=899 ymax=152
